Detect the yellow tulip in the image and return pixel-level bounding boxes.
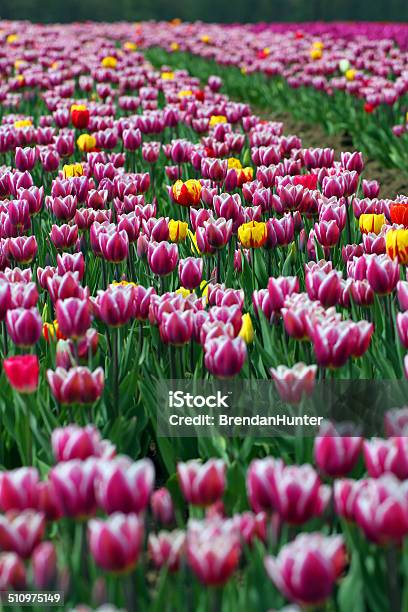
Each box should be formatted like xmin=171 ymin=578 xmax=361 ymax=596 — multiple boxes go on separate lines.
xmin=14 ymin=119 xmax=32 ymax=129
xmin=111 ymin=280 xmax=137 ymax=288
xmin=124 ymin=41 xmax=137 ymax=51
xmin=63 ymin=163 xmax=84 ymax=179
xmin=178 ymin=90 xmax=193 ymax=98
xmin=77 ymin=133 xmax=96 ymax=152
xmin=101 ymin=56 xmax=117 ymax=69
xmin=176 ymin=287 xmax=192 ymax=298
xmin=386 ymin=229 xmax=408 ymax=264
xmin=345 ymin=69 xmax=356 ymax=81
xmin=227 ymin=157 xmax=242 ymax=170
xmin=169 ymin=220 xmax=188 ymax=242
xmin=6 ymin=34 xmax=18 ymax=44
xmin=238 ymin=221 xmax=267 ymax=248
xmin=161 ymin=71 xmax=175 ymax=80
xmin=239 ymin=313 xmax=254 ymax=344
xmin=359 ymin=213 xmax=385 ymax=235
xmin=310 ymin=48 xmax=323 ymax=60
xmin=170 ymin=42 xmax=180 ymax=51
xmin=209 ymin=115 xmax=227 ymax=127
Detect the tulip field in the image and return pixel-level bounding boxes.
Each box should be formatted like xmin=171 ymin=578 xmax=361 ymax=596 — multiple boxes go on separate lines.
xmin=1 ymin=18 xmax=408 ymax=612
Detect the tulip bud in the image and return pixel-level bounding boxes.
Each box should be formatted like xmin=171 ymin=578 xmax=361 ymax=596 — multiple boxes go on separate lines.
xmin=151 ymin=488 xmax=175 ymax=525
xmin=32 ymin=541 xmax=57 ymax=589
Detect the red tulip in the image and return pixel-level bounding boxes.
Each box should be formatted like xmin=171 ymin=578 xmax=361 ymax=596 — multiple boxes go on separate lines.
xmin=3 ymin=354 xmax=39 ymax=393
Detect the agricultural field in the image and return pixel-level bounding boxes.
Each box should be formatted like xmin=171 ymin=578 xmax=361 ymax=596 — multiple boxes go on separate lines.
xmin=0 ymin=19 xmax=406 ymax=611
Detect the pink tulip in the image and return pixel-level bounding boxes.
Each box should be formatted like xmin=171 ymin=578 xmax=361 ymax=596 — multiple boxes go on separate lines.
xmin=47 ymin=367 xmax=104 ymax=405
xmin=95 ymin=457 xmax=154 ymax=514
xmin=178 ymin=257 xmax=203 ymax=290
xmin=363 ymin=437 xmax=408 ymax=479
xmin=56 ymin=252 xmax=85 ymax=280
xmin=51 ymin=425 xmax=115 ymax=462
xmin=7 ymin=236 xmax=37 ymax=263
xmin=99 ymin=228 xmax=129 ymax=263
xmin=0 ymin=511 xmax=45 ymax=558
xmin=178 ymin=459 xmax=226 ymax=506
xmin=160 ymin=311 xmax=193 ymax=345
xmin=314 ymin=421 xmax=362 ymax=477
xmin=0 ymin=552 xmax=26 ymax=590
xmin=0 ymin=467 xmax=39 ymax=512
xmin=204 ymin=335 xmax=246 ymax=378
xmin=232 ymin=511 xmax=267 ymax=546
xmin=265 ymin=532 xmax=345 ymax=606
xmin=93 ymin=285 xmax=135 ymax=327
xmin=148 ymin=530 xmax=185 ymax=572
xmin=15 ymin=147 xmax=37 ymax=172
xmin=6 ymin=307 xmax=42 ymax=347
xmin=266 ymin=460 xmax=330 ymax=524
xmin=312 ymin=321 xmax=354 ymax=368
xmin=50 ymin=458 xmax=97 ymax=518
xmin=270 ymin=362 xmax=317 ymax=405
xmin=186 ymin=518 xmax=240 ymax=586
xmin=305 ymin=269 xmax=341 ymax=307
xmin=334 ymin=478 xmax=361 ymax=521
xmin=354 ymin=475 xmax=408 ymax=543
xmin=148 ymin=241 xmax=178 ymax=276
xmin=32 ymin=542 xmax=56 ymax=589
xmin=246 ymin=457 xmax=278 ymax=513
xmin=151 ymin=488 xmax=175 ymax=525
xmin=367 ymin=254 xmax=399 ymax=295
xmin=384 ymin=408 xmax=408 ymax=437
xmin=88 ymin=513 xmax=144 ymax=572
xmin=55 ymin=297 xmax=91 ymax=340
